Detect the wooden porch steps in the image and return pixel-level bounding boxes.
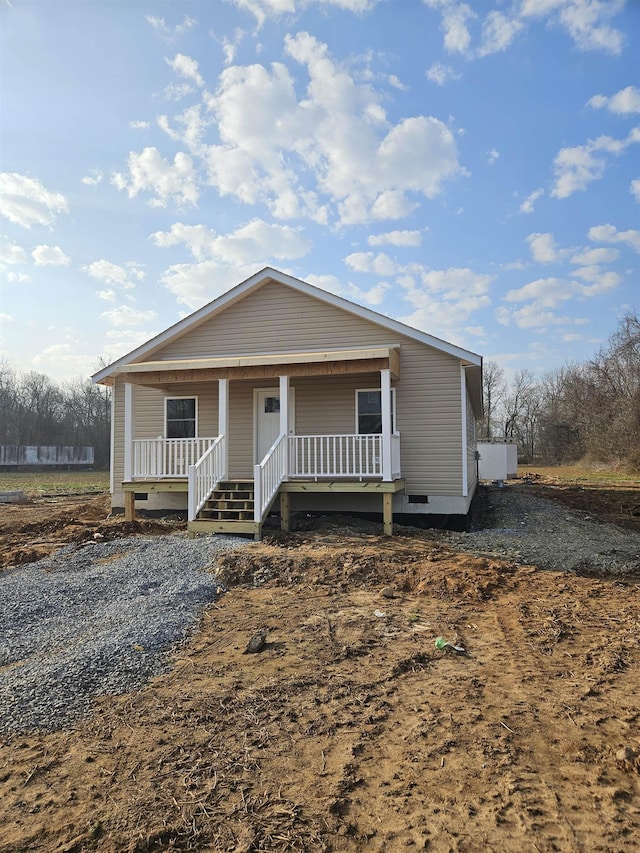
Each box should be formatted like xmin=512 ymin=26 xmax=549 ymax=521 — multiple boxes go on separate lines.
xmin=188 ymin=479 xmax=261 ymax=538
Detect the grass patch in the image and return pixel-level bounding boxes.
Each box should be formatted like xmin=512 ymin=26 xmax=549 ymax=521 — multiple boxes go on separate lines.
xmin=0 ymin=470 xmax=110 ymax=498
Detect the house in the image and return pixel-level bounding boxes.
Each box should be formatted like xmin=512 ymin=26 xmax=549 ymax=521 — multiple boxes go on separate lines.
xmin=92 ymin=267 xmax=483 ymax=538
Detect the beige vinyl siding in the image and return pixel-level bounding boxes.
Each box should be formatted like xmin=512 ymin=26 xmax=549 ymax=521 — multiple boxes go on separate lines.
xmin=133 ymin=384 xmax=218 ymax=439
xmin=466 ymin=388 xmax=478 ymax=495
xmin=114 ymin=280 xmax=466 ymax=499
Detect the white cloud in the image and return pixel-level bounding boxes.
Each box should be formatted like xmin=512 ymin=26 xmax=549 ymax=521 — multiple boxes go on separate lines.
xmin=0 ymin=312 xmax=13 ymax=324
xmin=588 ymin=85 xmax=640 ymax=115
xmin=31 ymin=344 xmax=92 ymax=377
xmin=423 ymin=0 xmax=476 ymax=55
xmin=519 ymin=188 xmax=544 ymax=214
xmin=152 ymin=218 xmax=311 ymax=264
xmin=520 ymin=0 xmax=625 ymax=55
xmin=112 ymin=147 xmax=199 ymax=208
xmin=103 ymin=329 xmax=160 ymax=364
xmin=0 ymin=237 xmax=28 ymax=265
xmin=81 ymin=169 xmax=104 ymax=187
xmin=230 ymin=0 xmax=378 ymax=26
xmin=203 ymin=33 xmax=464 ymax=225
xmin=32 ymin=244 xmax=71 ymax=266
xmin=587 ymin=223 xmax=640 ymax=254
xmin=305 ymin=272 xmax=390 ymax=306
xmin=147 ymin=14 xmax=197 ymax=41
xmin=487 ymin=148 xmax=499 ymax=165
xmin=344 ymin=251 xmax=398 ymax=276
xmin=477 ymin=10 xmax=523 ymax=57
xmin=570 ymin=246 xmax=619 ymax=265
xmin=5 ymin=271 xmax=31 ymax=283
xmin=388 ymin=74 xmax=407 ymax=91
xmin=101 ymin=305 xmax=159 ymax=327
xmin=162 ymin=82 xmax=196 ymax=102
xmin=551 ymin=128 xmax=640 ymax=198
xmin=130 ymin=120 xmax=151 ymax=130
xmin=496 ymin=303 xmax=580 ymax=330
xmin=368 ymin=230 xmax=422 ymax=247
xmin=571 ymin=265 xmax=621 ymax=295
xmin=425 ymin=61 xmax=460 ymax=86
xmin=0 ymin=172 xmax=69 ymax=229
xmin=82 ymin=259 xmax=146 ymax=289
xmin=160 ymin=260 xmax=260 ymax=309
xmin=504 ymin=277 xmax=578 ymax=307
xmin=526 ymin=232 xmax=570 ymax=264
xmin=631 ymin=178 xmax=640 ymax=202
xmin=97 ymin=289 xmax=116 ymax=302
xmin=166 ymin=53 xmax=205 ymax=87
xmin=425 ymin=0 xmax=626 ymax=58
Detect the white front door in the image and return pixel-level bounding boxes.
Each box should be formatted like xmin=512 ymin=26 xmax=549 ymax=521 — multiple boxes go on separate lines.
xmin=255 ymin=388 xmax=295 ymax=463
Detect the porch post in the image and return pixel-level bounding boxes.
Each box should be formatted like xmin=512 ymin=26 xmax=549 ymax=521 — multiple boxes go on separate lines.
xmin=279 ymin=374 xmax=289 ymax=479
xmin=218 ymin=377 xmax=229 ymax=479
xmin=123 ymin=382 xmax=133 ymax=482
xmin=381 ymin=368 xmax=392 ymax=481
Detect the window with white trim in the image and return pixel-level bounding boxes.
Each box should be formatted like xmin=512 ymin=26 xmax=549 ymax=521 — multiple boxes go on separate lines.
xmin=166 ymin=397 xmax=197 ymax=438
xmin=356 ymin=389 xmax=396 ymax=434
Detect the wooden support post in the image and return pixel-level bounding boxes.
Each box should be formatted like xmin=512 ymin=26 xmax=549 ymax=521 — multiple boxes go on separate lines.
xmin=280 ymin=491 xmax=290 ymax=533
xmin=382 ymin=492 xmax=393 ymax=536
xmin=124 ymin=490 xmax=135 ymax=522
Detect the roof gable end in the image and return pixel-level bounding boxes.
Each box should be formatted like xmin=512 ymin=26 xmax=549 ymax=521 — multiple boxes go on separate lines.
xmin=92 ymin=267 xmax=481 ymax=384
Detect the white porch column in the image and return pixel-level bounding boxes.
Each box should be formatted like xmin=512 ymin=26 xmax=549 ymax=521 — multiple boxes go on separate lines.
xmin=381 ymin=368 xmax=392 ymax=481
xmin=218 ymin=377 xmax=229 ymax=479
xmin=123 ymin=382 xmax=133 ymax=482
xmin=279 ymin=374 xmax=290 ymax=479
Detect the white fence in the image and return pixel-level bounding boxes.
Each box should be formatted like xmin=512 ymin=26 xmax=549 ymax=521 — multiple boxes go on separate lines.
xmin=254 ymin=433 xmax=288 ymax=523
xmin=289 ymin=434 xmax=384 ymax=479
xmin=188 ymin=436 xmax=226 ymax=521
xmin=132 ymin=437 xmax=217 ymax=479
xmin=0 ymin=445 xmax=94 ymax=466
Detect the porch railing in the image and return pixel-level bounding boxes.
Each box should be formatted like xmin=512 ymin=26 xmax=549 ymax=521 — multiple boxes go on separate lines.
xmin=188 ymin=436 xmax=226 ymax=522
xmin=132 ymin=437 xmax=217 ymax=479
xmin=254 ymin=433 xmax=288 ymax=523
xmin=289 ymin=434 xmax=386 ymax=479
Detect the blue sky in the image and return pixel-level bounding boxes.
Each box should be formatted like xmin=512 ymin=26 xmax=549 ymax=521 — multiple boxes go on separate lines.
xmin=1 ymin=0 xmax=638 ymax=383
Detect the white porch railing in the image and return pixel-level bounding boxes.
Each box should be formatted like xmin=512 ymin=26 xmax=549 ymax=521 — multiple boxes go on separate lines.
xmin=289 ymin=434 xmax=388 ymax=479
xmin=132 ymin=437 xmax=217 ymax=479
xmin=188 ymin=436 xmax=226 ymax=522
xmin=254 ymin=433 xmax=288 ymax=523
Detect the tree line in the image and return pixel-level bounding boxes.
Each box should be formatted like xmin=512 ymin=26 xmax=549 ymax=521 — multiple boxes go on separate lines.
xmin=479 ymin=310 xmax=640 ymax=470
xmin=0 ymin=362 xmax=111 ymax=469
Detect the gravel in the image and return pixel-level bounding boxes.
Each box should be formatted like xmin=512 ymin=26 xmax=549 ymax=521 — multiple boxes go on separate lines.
xmin=440 ymin=483 xmax=640 ymax=576
xmin=0 ymin=533 xmax=249 ymax=736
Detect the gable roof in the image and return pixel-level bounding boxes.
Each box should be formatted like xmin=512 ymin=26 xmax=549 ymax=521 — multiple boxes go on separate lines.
xmin=92 ymin=267 xmax=482 ymax=387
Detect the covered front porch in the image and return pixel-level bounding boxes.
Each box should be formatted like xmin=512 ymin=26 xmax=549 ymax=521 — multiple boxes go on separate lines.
xmin=117 ymin=346 xmax=404 ymax=538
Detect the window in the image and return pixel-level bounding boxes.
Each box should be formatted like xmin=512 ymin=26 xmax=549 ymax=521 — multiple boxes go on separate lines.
xmin=264 ymin=396 xmax=280 ymax=413
xmin=166 ymin=397 xmax=197 ymax=438
xmin=356 ymin=389 xmax=396 ymax=434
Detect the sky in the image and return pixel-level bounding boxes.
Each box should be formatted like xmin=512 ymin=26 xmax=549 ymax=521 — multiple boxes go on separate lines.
xmin=0 ymin=0 xmax=638 ymax=385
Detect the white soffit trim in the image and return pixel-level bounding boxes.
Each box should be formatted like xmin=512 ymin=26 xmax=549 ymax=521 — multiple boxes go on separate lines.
xmin=92 ymin=267 xmax=481 ymax=385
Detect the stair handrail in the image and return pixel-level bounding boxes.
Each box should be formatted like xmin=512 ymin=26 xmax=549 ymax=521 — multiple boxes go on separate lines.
xmin=254 ymin=432 xmax=287 ymax=523
xmin=188 ymin=435 xmax=226 ymax=521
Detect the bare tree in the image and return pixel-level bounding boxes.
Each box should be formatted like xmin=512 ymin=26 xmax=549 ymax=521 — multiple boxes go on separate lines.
xmin=480 ymin=360 xmax=506 ymax=439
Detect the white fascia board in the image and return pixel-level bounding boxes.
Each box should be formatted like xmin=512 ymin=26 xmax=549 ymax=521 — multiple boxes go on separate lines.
xmin=92 ymin=266 xmax=481 ymax=385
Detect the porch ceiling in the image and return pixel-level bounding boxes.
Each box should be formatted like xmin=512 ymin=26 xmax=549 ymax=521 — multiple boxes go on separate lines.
xmin=113 ymin=346 xmax=400 ymax=387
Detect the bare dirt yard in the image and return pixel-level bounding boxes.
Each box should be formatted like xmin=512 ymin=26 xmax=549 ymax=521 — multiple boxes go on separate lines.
xmin=1 ymin=472 xmax=639 ymax=852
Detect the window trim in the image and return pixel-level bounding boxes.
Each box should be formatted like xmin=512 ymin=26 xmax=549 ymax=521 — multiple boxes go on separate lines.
xmin=165 ymin=396 xmax=198 ymax=439
xmin=354 ymin=387 xmax=397 ymax=434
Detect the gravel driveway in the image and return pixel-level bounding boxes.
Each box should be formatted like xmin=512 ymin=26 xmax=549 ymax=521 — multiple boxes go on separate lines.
xmin=0 ymin=533 xmax=249 ymax=735
xmin=442 ymin=483 xmax=640 ymax=576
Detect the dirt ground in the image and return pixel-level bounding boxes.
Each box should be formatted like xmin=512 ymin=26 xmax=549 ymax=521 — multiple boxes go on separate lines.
xmin=1 ymin=478 xmax=639 ymax=852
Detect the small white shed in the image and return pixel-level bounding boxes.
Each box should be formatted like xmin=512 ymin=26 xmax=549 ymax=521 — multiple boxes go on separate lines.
xmin=477 ymin=441 xmax=518 ymax=481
